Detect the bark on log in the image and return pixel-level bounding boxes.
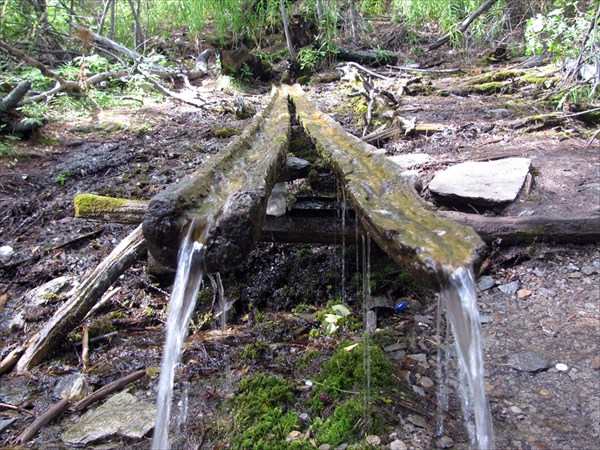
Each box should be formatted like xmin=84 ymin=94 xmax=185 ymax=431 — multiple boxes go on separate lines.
xmin=1 ymin=81 xmax=32 ymax=112
xmin=142 ymin=87 xmax=290 ymax=273
xmin=288 ymin=84 xmax=485 ymax=286
xmin=16 ymin=225 xmax=147 ymax=373
xmin=441 ymin=210 xmax=600 ymax=245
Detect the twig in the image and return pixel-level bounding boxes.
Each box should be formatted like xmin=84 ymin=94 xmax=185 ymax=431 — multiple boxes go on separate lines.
xmin=346 ymin=61 xmax=390 ymax=80
xmin=386 ymin=65 xmax=463 ymax=74
xmin=586 ymin=129 xmax=600 ymax=150
xmin=0 ymin=402 xmax=35 ymax=416
xmin=16 ymin=398 xmax=71 ymax=443
xmin=72 ymin=368 xmax=146 ymax=412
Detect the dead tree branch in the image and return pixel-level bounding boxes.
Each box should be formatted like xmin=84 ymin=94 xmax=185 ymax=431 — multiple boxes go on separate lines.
xmin=428 ymin=0 xmax=501 ymax=51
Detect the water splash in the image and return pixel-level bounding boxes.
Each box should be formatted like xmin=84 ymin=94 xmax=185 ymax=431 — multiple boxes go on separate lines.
xmin=152 ymin=225 xmax=206 ymax=450
xmin=440 ymin=266 xmax=495 ymax=449
xmin=361 ymin=234 xmax=372 ymax=434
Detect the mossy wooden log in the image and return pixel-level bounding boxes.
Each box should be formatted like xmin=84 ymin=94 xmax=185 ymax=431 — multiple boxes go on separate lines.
xmin=288 ymin=84 xmax=485 ymax=285
xmin=142 ymin=87 xmax=290 ymax=273
xmin=74 ymin=194 xmax=149 ymax=224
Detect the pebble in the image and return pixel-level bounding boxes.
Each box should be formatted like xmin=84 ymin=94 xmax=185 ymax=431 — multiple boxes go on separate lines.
xmin=508 ymin=351 xmax=550 ymax=373
xmin=419 ymin=376 xmax=434 ymax=389
xmin=412 ymin=385 xmax=425 ymax=396
xmin=385 ymin=343 xmax=408 ymax=352
xmin=581 ymin=265 xmax=597 ymax=275
xmin=509 ymin=405 xmax=524 ymax=415
xmin=435 ymin=435 xmax=455 ymax=448
xmin=517 ymin=289 xmax=532 ymax=299
xmin=407 ymin=414 xmax=427 ymax=428
xmin=477 ymin=275 xmax=495 ymax=291
xmin=389 ymin=439 xmax=408 ymax=450
xmin=555 ymin=363 xmax=569 ymax=372
xmin=318 ymin=445 xmax=331 ymax=450
xmin=0 ymin=246 xmax=14 ymax=257
xmin=498 ymin=280 xmax=520 ymax=295
xmin=365 ymin=435 xmax=381 ymax=445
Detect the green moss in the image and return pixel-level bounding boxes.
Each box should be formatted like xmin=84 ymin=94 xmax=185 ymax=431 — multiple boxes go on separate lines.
xmin=308 ymin=336 xmax=395 ymax=445
xmin=470 ymin=69 xmax=526 ymax=84
xmin=228 ymin=373 xmax=298 ymax=449
xmin=471 ymin=81 xmax=512 ymax=94
xmin=314 ymin=337 xmax=394 ymax=399
xmin=74 ymin=194 xmax=126 ymax=217
xmin=214 ymin=127 xmax=241 ymax=138
xmin=312 ymin=397 xmax=365 ymax=445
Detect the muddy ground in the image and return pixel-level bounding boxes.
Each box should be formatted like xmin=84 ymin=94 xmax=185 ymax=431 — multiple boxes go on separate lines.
xmin=0 ymin=60 xmax=599 ymax=450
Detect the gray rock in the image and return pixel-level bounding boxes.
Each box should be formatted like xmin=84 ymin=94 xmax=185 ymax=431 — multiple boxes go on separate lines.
xmin=389 ymin=439 xmax=408 ymax=450
xmin=407 ymin=414 xmax=427 ymax=428
xmin=388 ymin=153 xmax=431 ymax=169
xmin=0 ymin=418 xmax=16 ymax=433
xmin=477 ymin=275 xmax=495 ymax=291
xmin=279 ymin=156 xmax=311 ymax=181
xmin=429 ymin=157 xmax=531 ymax=206
xmin=436 ymin=435 xmax=455 ymax=448
xmin=266 ymin=182 xmax=287 ymax=217
xmin=366 ymin=435 xmax=381 ymax=445
xmin=53 ymin=373 xmax=91 ymax=401
xmin=508 ymin=351 xmax=550 ymax=373
xmin=62 ymin=392 xmax=156 ymax=445
xmin=581 ymin=265 xmax=597 ymax=276
xmin=498 ymin=281 xmax=520 ymax=295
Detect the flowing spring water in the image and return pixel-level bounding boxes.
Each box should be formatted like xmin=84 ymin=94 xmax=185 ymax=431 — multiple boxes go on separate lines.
xmin=152 ymin=225 xmax=206 ymax=450
xmin=440 ymin=266 xmax=495 ymax=449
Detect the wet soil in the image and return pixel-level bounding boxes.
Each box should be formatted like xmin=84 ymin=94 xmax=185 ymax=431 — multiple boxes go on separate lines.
xmin=0 ymin=64 xmax=598 ymax=450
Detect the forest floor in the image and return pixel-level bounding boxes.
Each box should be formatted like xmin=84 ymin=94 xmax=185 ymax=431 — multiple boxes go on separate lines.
xmin=0 ymin=54 xmax=599 ymax=450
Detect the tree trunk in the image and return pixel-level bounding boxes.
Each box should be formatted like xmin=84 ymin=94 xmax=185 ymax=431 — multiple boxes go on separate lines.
xmin=280 ymin=0 xmax=297 ymax=62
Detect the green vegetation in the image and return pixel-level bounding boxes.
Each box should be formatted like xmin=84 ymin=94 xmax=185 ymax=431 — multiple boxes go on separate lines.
xmin=227 ymin=373 xmax=298 ymax=449
xmin=220 ymin=335 xmax=398 ymax=447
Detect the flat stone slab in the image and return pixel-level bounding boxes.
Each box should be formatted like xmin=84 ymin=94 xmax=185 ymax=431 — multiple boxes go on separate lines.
xmin=62 ymin=392 xmax=156 ymax=445
xmin=429 ymin=157 xmax=531 ymax=206
xmin=388 ymin=153 xmax=431 ymax=169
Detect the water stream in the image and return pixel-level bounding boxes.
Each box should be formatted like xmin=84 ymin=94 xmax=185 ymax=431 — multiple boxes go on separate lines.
xmin=440 ymin=266 xmax=495 ymax=449
xmin=152 ymin=225 xmax=206 ymax=450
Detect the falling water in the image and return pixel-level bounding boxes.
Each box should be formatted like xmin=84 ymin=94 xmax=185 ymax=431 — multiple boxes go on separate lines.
xmin=340 ymin=189 xmax=347 ymax=304
xmin=440 ymin=266 xmax=495 ymax=450
xmin=361 ymin=233 xmax=372 ymax=433
xmin=152 ymin=225 xmax=206 ymax=450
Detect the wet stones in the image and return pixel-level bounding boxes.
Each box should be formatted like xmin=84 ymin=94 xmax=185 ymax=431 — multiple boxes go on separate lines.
xmin=62 ymin=392 xmax=156 ymax=446
xmin=508 ymin=351 xmax=550 ymax=373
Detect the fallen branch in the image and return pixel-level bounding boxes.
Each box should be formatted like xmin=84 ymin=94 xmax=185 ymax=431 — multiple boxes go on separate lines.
xmin=15 ymin=225 xmax=147 ymax=372
xmin=16 ymin=398 xmax=71 ymax=444
xmin=72 ymin=368 xmax=147 ymax=412
xmin=428 ymin=0 xmax=501 ymax=51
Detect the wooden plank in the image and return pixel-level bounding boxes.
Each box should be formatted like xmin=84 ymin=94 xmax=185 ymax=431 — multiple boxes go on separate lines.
xmin=288 ymin=84 xmax=485 ymax=285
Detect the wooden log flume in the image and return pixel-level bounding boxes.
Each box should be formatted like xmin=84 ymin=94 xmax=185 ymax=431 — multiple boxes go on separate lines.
xmin=142 ymin=86 xmax=290 ymax=273
xmin=288 ymin=84 xmax=485 ymax=285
